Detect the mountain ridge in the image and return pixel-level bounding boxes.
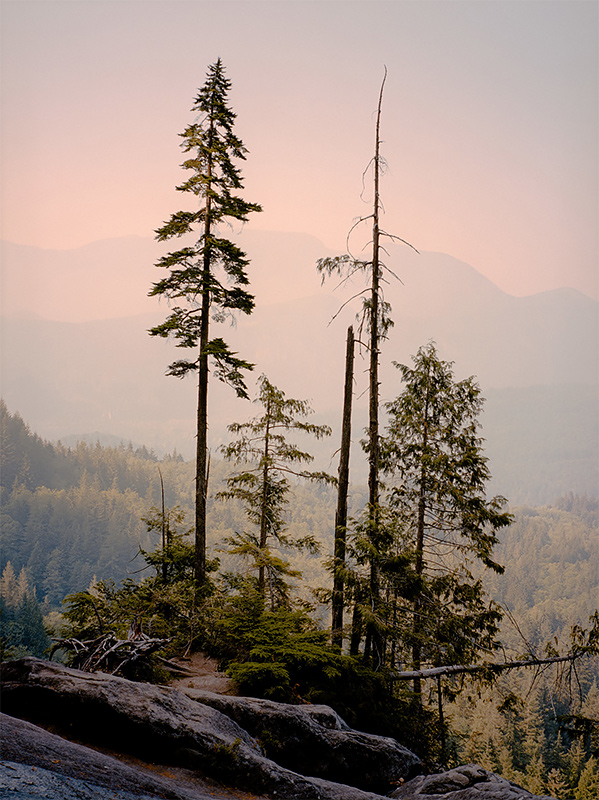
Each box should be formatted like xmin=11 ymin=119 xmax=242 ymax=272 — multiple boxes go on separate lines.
xmin=1 ymin=231 xmax=596 ymax=503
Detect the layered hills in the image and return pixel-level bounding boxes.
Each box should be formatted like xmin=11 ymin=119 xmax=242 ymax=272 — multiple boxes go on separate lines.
xmin=1 ymin=232 xmax=596 ymax=504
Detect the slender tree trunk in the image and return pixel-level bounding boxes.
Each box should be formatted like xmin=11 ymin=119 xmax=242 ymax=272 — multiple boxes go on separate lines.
xmin=412 ymin=369 xmax=431 ymax=700
xmin=195 ymin=283 xmax=209 ymax=588
xmin=159 ymin=468 xmax=167 ymax=584
xmin=366 ymin=70 xmax=386 ymax=668
xmin=350 ymin=601 xmax=363 ymax=655
xmin=195 ymin=118 xmax=214 ymax=590
xmin=332 ymin=327 xmax=355 ymax=649
xmin=436 ymin=675 xmax=447 ymax=767
xmin=258 ymin=400 xmax=271 ymax=601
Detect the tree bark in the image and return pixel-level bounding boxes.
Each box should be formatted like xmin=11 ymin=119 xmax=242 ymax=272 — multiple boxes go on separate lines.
xmin=392 ymin=652 xmax=588 ymax=680
xmin=159 ymin=468 xmax=167 ymax=584
xmin=195 ymin=116 xmax=214 ymax=590
xmin=366 ymin=70 xmax=386 ymax=669
xmin=332 ymin=326 xmax=354 ymax=650
xmin=412 ymin=369 xmax=431 ymax=701
xmin=258 ymin=399 xmax=271 ymax=602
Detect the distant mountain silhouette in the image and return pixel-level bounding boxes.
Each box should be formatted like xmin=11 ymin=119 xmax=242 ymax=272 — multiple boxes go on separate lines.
xmin=1 ymin=232 xmax=596 ymax=504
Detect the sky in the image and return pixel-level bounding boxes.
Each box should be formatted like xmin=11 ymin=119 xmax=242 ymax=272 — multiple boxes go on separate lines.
xmin=1 ymin=0 xmax=597 ymax=300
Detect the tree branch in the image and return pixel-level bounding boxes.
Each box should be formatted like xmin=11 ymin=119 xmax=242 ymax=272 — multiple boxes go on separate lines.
xmin=391 ymin=652 xmax=590 ymax=681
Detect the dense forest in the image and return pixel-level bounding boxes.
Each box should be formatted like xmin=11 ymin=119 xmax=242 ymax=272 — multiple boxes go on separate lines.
xmin=2 ymin=400 xmax=596 ymax=639
xmin=1 ymin=400 xmax=598 ymax=796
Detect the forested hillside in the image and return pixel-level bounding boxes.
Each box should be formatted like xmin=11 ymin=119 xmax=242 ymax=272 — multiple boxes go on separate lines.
xmin=0 ymin=401 xmax=337 ymax=606
xmin=1 ymin=400 xmax=596 ymax=641
xmin=2 ymin=401 xmax=598 ymax=792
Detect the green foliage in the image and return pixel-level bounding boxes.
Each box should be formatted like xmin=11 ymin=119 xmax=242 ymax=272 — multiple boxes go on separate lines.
xmin=483 ymin=497 xmax=599 ymax=651
xmin=448 ymin=664 xmax=599 ymax=795
xmin=373 ymin=343 xmax=512 ymax=684
xmin=1 ymin=399 xmax=596 ymax=772
xmin=0 ymin=401 xmax=335 ymax=608
xmin=218 ymin=375 xmax=332 ymax=607
xmin=207 ymin=580 xmax=437 ymax=761
xmin=60 ymin=572 xmax=209 ymax=661
xmin=383 ymin=342 xmax=512 ymax=573
xmin=208 ymin=582 xmax=335 ymax=700
xmin=149 ymin=59 xmax=260 ymax=397
xmin=334 ymin=343 xmax=513 ymax=696
xmin=61 ymin=527 xmax=211 ymax=666
xmin=140 ymin=505 xmax=195 ymax=583
xmin=0 ymin=562 xmax=50 ymax=659
xmin=200 ymin=737 xmax=243 ymax=784
xmin=148 ymin=59 xmax=261 ymax=587
xmin=575 ymin=757 xmax=599 ymax=799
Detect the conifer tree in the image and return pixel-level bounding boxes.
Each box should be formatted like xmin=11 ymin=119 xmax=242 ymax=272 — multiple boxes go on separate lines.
xmin=149 ymin=60 xmax=261 ymax=587
xmin=575 ymin=757 xmax=599 ymax=800
xmin=547 ymin=768 xmax=569 ymax=799
xmin=218 ymin=375 xmax=332 ymax=609
xmin=381 ymin=343 xmax=512 ymax=704
xmin=0 ymin=562 xmax=18 ymax=606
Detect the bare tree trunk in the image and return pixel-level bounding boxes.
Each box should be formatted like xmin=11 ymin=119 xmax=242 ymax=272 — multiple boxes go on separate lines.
xmin=437 ymin=675 xmax=447 ymax=767
xmin=195 ymin=118 xmax=214 ymax=590
xmin=412 ymin=368 xmax=430 ymax=701
xmin=350 ymin=601 xmax=362 ymax=656
xmin=258 ymin=401 xmax=271 ymax=601
xmin=195 ymin=286 xmax=209 ymax=589
xmin=159 ymin=468 xmax=167 ymax=584
xmin=332 ymin=326 xmax=354 ymax=650
xmin=366 ymin=70 xmax=386 ymax=669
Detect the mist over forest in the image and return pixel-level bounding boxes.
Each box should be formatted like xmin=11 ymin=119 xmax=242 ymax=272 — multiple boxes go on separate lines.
xmin=1 ymin=232 xmax=597 ymax=506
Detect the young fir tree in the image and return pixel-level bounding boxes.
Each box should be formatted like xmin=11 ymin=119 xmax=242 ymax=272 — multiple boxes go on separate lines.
xmin=218 ymin=375 xmax=332 ymax=609
xmin=381 ymin=343 xmax=512 ymax=705
xmin=149 ymin=60 xmax=261 ymax=588
xmin=317 ymin=69 xmax=416 ymax=666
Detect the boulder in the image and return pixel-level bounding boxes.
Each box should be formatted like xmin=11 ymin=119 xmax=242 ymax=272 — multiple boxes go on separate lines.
xmin=389 ymin=764 xmax=557 ymax=800
xmin=0 ymin=713 xmax=228 ymax=800
xmin=184 ymin=688 xmax=421 ymax=793
xmin=0 ymin=658 xmax=406 ymax=800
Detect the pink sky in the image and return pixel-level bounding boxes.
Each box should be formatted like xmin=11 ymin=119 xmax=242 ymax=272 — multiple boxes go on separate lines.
xmin=1 ymin=0 xmax=597 ymax=299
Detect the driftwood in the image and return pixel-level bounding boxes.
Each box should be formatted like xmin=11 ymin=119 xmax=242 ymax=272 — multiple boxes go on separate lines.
xmin=51 ymin=631 xmax=171 ymax=676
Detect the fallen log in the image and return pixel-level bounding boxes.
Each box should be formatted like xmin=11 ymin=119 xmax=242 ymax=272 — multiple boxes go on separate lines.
xmin=391 ymin=652 xmax=590 ymax=681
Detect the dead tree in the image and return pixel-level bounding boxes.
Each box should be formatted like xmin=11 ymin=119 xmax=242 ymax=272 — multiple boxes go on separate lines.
xmin=332 ymin=325 xmax=355 ymax=650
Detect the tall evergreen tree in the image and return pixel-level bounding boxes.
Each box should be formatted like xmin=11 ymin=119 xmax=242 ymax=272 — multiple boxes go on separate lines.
xmin=149 ymin=60 xmax=261 ymax=587
xmin=218 ymin=375 xmax=332 ymax=609
xmin=381 ymin=342 xmax=512 ymax=704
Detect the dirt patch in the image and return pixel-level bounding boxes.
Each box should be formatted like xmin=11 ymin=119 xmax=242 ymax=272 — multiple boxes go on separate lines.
xmin=170 ymin=652 xmax=235 ymax=694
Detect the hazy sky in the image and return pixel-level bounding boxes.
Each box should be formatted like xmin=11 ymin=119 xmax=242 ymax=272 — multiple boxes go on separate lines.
xmin=1 ymin=0 xmax=597 ymax=299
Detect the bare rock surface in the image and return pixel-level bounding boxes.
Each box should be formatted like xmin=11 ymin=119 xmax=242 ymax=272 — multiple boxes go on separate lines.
xmin=0 ymin=713 xmax=254 ymax=800
xmin=389 ymin=764 xmax=557 ymax=800
xmin=0 ymin=658 xmax=402 ymax=800
xmin=185 ymin=688 xmax=421 ymax=793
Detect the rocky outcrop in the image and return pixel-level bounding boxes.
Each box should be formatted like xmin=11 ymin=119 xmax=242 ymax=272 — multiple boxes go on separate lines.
xmin=0 ymin=713 xmax=231 ymax=800
xmin=0 ymin=659 xmax=557 ymax=800
xmin=389 ymin=764 xmax=557 ymax=800
xmin=0 ymin=658 xmax=410 ymax=800
xmin=184 ymin=688 xmax=420 ymax=793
